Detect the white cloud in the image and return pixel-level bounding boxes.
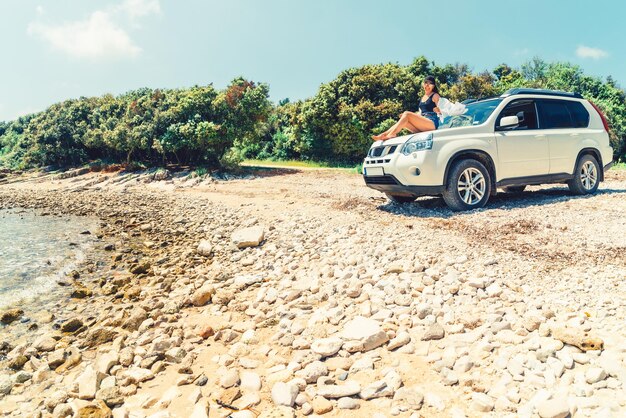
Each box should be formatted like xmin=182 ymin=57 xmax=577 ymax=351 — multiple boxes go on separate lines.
xmin=36 ymin=5 xmax=44 ymax=15
xmin=27 ymin=0 xmax=160 ymax=61
xmin=28 ymin=11 xmax=141 ymax=60
xmin=576 ymin=45 xmax=609 ymax=60
xmin=514 ymin=48 xmax=530 ymax=56
xmin=116 ymin=0 xmax=161 ymax=20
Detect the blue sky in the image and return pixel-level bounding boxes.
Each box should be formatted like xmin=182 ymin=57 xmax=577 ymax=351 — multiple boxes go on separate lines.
xmin=0 ymin=0 xmax=624 ymax=122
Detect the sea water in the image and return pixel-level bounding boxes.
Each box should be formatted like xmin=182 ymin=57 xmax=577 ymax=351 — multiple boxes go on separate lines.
xmin=0 ymin=209 xmax=99 ymax=311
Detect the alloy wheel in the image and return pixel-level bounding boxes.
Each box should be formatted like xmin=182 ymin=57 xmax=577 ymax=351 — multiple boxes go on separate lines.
xmin=580 ymin=161 xmax=598 ymax=191
xmin=457 ymin=167 xmax=486 ymax=205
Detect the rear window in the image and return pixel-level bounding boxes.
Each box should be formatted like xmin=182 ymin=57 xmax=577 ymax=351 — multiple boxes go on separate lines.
xmin=566 ymin=101 xmax=590 ymax=128
xmin=537 ymin=99 xmax=589 ymax=129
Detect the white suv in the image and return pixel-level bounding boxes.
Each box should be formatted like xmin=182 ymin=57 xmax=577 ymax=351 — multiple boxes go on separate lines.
xmin=363 ymin=88 xmax=614 ymax=211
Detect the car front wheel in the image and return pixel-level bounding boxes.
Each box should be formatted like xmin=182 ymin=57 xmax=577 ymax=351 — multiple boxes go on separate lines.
xmin=442 ymin=159 xmax=492 ymax=211
xmin=568 ymin=154 xmax=600 ymax=195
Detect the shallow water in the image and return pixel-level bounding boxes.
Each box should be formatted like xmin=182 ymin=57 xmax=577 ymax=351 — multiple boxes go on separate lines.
xmin=0 ymin=209 xmax=99 ymax=311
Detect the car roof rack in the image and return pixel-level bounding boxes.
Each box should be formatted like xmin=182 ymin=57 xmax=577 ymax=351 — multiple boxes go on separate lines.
xmin=501 ymin=88 xmax=583 ymax=99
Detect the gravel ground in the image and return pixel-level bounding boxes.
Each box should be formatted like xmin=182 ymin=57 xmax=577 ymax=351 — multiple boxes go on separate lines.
xmin=0 ymin=166 xmax=624 ymax=418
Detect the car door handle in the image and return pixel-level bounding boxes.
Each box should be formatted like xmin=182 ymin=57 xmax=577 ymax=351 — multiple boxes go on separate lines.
xmin=534 ymin=134 xmax=547 ymax=139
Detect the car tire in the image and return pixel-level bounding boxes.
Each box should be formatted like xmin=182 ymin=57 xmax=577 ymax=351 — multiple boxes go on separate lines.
xmin=386 ymin=194 xmax=417 ymax=204
xmin=442 ymin=159 xmax=492 ymax=211
xmin=568 ymin=154 xmax=600 ymax=195
xmin=502 ymin=185 xmax=526 ymax=194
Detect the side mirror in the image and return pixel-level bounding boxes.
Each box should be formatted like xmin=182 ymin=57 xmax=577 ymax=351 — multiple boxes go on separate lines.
xmin=499 ymin=115 xmax=519 ymax=130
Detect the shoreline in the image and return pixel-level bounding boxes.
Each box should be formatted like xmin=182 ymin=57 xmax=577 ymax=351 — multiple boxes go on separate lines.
xmin=1 ymin=169 xmax=625 ymax=417
xmin=0 ymin=208 xmax=104 ymax=314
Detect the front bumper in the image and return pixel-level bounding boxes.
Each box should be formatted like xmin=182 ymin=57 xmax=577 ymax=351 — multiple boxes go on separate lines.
xmin=363 ymin=174 xmax=445 ymax=197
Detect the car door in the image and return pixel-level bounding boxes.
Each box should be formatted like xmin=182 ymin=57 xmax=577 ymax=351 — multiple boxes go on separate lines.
xmin=536 ymin=99 xmax=588 ymax=174
xmin=495 ymin=99 xmax=549 ymax=180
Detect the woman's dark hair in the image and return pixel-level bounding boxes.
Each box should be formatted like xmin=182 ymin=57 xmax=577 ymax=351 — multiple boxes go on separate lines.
xmin=423 ymin=75 xmax=439 ymax=94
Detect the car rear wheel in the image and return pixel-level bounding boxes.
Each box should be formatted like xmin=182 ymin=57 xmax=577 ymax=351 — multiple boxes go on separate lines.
xmin=442 ymin=159 xmax=492 ymax=211
xmin=386 ymin=194 xmax=417 ymax=204
xmin=568 ymin=154 xmax=600 ymax=195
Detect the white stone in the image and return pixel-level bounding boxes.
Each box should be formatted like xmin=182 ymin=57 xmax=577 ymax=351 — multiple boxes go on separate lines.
xmin=296 ymin=361 xmax=328 ymax=384
xmin=220 ymin=369 xmax=240 ymax=388
xmin=468 ymin=278 xmax=486 ymax=289
xmin=387 ymin=332 xmax=411 ymax=351
xmin=96 ymin=351 xmax=119 ymax=374
xmin=271 ymin=382 xmax=299 ymax=407
xmin=537 ymin=397 xmax=570 ymax=418
xmin=311 ymin=337 xmax=343 ymax=357
xmin=76 ymin=365 xmax=104 ymax=400
xmin=360 ymin=380 xmax=394 ymax=400
xmin=121 ymin=367 xmax=154 ymax=383
xmin=471 ymin=392 xmax=494 ymax=412
xmin=316 ymin=377 xmax=361 ymax=398
xmin=341 ymin=316 xmax=389 ymax=351
xmin=585 ymin=367 xmax=607 ymax=384
xmin=196 ymin=240 xmax=213 ymax=256
xmin=337 ymin=397 xmax=360 ymax=409
xmin=486 ymin=283 xmax=503 ymax=297
xmin=189 ymin=399 xmax=210 ymax=418
xmin=0 ymin=375 xmax=12 ymax=395
xmin=232 ymin=226 xmax=265 ymax=249
xmin=240 ymin=371 xmax=262 ymax=392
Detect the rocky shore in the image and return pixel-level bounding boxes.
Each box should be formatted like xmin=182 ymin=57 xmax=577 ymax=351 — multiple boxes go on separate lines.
xmin=0 ymin=167 xmax=625 ymax=417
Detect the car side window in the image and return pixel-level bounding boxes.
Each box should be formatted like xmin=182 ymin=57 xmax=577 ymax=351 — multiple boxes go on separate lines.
xmin=537 ymin=100 xmax=575 ymax=129
xmin=496 ymin=99 xmax=538 ymax=130
xmin=565 ymin=101 xmax=590 ymax=128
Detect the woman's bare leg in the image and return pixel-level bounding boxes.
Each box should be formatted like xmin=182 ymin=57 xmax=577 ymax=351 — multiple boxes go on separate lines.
xmin=373 ymin=112 xmax=435 ymax=140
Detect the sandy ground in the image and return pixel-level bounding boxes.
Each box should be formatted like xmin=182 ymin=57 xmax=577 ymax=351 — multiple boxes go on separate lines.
xmin=0 ymin=166 xmax=625 ymax=417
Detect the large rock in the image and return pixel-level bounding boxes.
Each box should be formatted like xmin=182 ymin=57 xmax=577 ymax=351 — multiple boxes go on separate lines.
xmin=537 ymin=397 xmax=570 ymax=418
xmin=95 ymin=386 xmax=124 ymax=407
xmin=191 ymin=284 xmax=214 ymax=307
xmin=232 ymin=226 xmax=265 ymax=249
xmin=0 ymin=374 xmax=12 ymax=395
xmin=296 ymin=361 xmax=329 ymax=384
xmin=393 ymin=387 xmax=424 ymax=411
xmin=76 ymin=365 xmax=105 ymax=400
xmin=311 ymin=337 xmax=343 ymax=357
xmin=316 ymin=377 xmax=361 ymax=398
xmin=75 ymin=400 xmax=112 ymax=418
xmin=471 ymin=392 xmax=494 ymax=412
xmin=61 ymin=318 xmax=83 ymax=333
xmin=34 ymin=335 xmax=58 ymax=352
xmin=83 ymin=327 xmax=118 ymax=348
xmin=8 ymin=355 xmax=28 ymax=370
xmin=340 ymin=316 xmax=389 ymax=352
xmin=119 ymin=367 xmax=154 ymax=384
xmin=96 ymin=351 xmax=119 ymax=374
xmin=122 ymin=308 xmax=148 ymax=331
xmin=271 ymin=382 xmax=299 ymax=407
xmin=551 ymin=326 xmax=603 ymax=351
xmin=1 ymin=308 xmax=24 ymax=324
xmin=189 ymin=399 xmax=210 ymax=418
xmin=421 ymin=323 xmax=445 ymax=341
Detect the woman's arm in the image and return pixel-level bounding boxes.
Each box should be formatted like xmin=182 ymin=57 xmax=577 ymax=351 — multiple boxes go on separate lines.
xmin=433 ymin=94 xmax=441 ymax=114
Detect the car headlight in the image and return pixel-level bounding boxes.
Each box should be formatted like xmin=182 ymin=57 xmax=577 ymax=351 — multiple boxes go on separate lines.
xmin=401 ymin=133 xmax=433 ymax=155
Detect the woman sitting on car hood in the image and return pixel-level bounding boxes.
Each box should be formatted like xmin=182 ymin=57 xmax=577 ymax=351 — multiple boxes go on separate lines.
xmin=372 ymin=75 xmax=441 ymax=141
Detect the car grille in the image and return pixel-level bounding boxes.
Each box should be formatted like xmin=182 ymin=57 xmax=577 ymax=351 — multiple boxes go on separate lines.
xmin=364 ymin=175 xmax=399 ymax=185
xmin=368 ymin=145 xmax=398 ymax=158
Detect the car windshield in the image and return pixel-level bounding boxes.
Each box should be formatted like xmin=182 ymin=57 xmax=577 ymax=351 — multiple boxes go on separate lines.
xmin=438 ymin=98 xmax=503 ymax=129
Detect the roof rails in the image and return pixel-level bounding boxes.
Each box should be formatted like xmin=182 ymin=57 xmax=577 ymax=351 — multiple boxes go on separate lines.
xmin=501 ymin=88 xmax=583 ymax=99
